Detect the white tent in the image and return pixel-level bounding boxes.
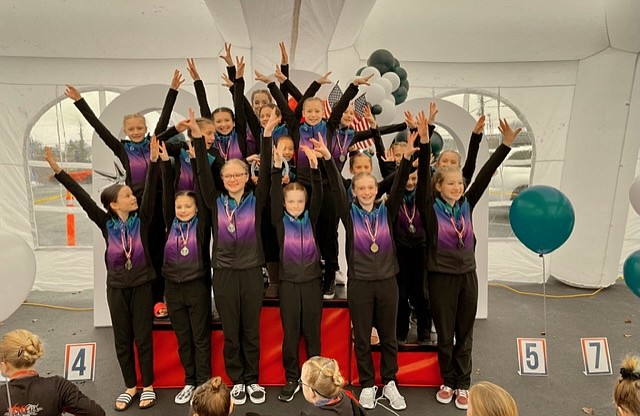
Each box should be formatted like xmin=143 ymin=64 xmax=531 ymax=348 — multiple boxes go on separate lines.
xmin=1 ymin=0 xmax=639 ymax=301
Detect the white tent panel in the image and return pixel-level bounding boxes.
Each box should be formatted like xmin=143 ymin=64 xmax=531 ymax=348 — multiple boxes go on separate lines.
xmin=355 ymin=0 xmax=609 ymax=63
xmin=605 ymin=0 xmax=640 ymax=53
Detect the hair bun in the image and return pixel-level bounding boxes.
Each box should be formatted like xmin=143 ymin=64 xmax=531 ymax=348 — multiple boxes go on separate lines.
xmin=620 ymin=367 xmax=640 ymax=380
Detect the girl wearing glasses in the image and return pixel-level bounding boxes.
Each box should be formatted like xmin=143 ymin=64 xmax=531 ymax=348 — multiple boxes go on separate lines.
xmin=194 ymin=77 xmax=278 ymax=406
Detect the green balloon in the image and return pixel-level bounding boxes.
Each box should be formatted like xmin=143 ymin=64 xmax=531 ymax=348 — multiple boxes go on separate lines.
xmin=393 ymin=67 xmax=408 ymax=81
xmin=356 ymin=66 xmax=366 ymax=76
xmin=624 ymin=250 xmax=640 ymax=298
xmin=392 ymin=86 xmax=408 ymax=104
xmin=430 ymin=131 xmax=443 ymax=157
xmin=509 ymin=186 xmax=575 ymax=254
xmin=393 ymin=58 xmax=400 ymax=68
xmin=368 ymin=49 xmax=395 ymax=69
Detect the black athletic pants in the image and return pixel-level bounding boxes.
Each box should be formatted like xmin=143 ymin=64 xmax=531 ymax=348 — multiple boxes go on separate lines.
xmin=395 ymin=243 xmax=431 ymax=340
xmin=165 ymin=278 xmax=212 ymax=386
xmin=428 ymin=270 xmax=478 ymax=390
xmin=348 ymin=277 xmax=399 ymax=387
xmin=106 ymin=282 xmax=154 ymax=388
xmin=213 ymin=267 xmax=263 ymax=384
xmin=279 ymin=279 xmax=323 ymax=382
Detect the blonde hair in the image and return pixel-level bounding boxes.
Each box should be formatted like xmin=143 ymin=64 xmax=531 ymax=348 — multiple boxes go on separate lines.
xmin=122 ymin=113 xmax=146 ymax=126
xmin=615 ymin=355 xmax=640 ymax=416
xmin=0 ymin=329 xmax=45 ymax=369
xmin=302 ymin=356 xmax=345 ymax=398
xmin=468 ymin=382 xmax=518 ymax=416
xmin=437 ymin=149 xmax=462 ymax=166
xmin=283 ymin=181 xmax=307 ymax=201
xmin=191 ymin=377 xmax=231 ymax=416
xmin=349 ymin=152 xmax=373 ymax=171
xmin=302 ymin=97 xmax=323 ymax=111
xmin=352 ymin=172 xmax=377 ymax=189
xmin=391 ymin=142 xmax=408 ymax=151
xmin=220 ymin=159 xmax=249 ymax=175
xmin=187 ymin=118 xmax=215 ymax=139
xmin=432 ymin=165 xmax=463 ymax=194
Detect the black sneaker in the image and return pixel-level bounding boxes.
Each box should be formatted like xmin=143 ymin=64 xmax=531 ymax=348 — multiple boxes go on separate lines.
xmin=278 ymin=380 xmax=300 ymax=402
xmin=323 ymin=280 xmax=336 ymax=300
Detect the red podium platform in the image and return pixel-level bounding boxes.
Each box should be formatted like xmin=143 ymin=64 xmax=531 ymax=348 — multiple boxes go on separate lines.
xmin=139 ymin=298 xmax=441 ymax=388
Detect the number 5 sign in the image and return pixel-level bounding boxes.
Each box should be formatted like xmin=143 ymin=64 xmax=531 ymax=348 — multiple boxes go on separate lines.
xmin=517 ymin=338 xmax=548 ymax=376
xmin=64 ymin=343 xmax=96 ymax=381
xmin=580 ymin=337 xmax=612 ymax=375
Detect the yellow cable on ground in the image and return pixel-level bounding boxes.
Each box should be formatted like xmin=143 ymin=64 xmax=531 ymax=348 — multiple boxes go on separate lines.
xmin=489 ymin=283 xmax=605 ymax=299
xmin=22 ymin=302 xmax=93 ymax=312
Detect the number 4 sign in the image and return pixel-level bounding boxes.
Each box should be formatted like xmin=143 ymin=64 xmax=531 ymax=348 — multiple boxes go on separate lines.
xmin=64 ymin=343 xmax=96 ymax=381
xmin=581 ymin=337 xmax=612 ymax=375
xmin=517 ymin=338 xmax=548 ymax=376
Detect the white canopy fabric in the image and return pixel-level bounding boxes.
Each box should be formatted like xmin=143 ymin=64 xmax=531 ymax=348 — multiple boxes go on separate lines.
xmin=1 ymin=0 xmax=639 ymax=294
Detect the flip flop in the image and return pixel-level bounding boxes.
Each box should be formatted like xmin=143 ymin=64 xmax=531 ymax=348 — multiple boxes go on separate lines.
xmin=154 ymin=302 xmax=168 ymax=319
xmin=139 ymin=390 xmax=157 ymax=410
xmin=114 ymin=391 xmax=139 ymax=411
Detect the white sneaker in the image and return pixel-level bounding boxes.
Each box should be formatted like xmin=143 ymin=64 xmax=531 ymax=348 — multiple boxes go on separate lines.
xmin=230 ymin=384 xmax=246 ymax=405
xmin=246 ymin=383 xmax=266 ymax=404
xmin=174 ymin=385 xmax=195 ymax=404
xmin=382 ymin=380 xmax=406 ymax=410
xmin=359 ymin=386 xmax=378 ymax=409
xmin=335 ymin=269 xmax=347 ymax=285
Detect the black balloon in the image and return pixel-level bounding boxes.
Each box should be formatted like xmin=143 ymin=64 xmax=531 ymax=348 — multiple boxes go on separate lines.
xmin=371 ymin=104 xmax=383 ymax=115
xmin=356 ymin=66 xmax=366 ymax=76
xmin=393 ymin=67 xmax=408 ymax=81
xmin=367 ymin=49 xmax=395 ymax=74
xmin=400 ymin=78 xmax=409 ymax=90
xmin=393 ymin=130 xmax=407 ymax=143
xmin=393 ymin=58 xmax=400 ymax=68
xmin=392 ymin=86 xmax=408 ymax=105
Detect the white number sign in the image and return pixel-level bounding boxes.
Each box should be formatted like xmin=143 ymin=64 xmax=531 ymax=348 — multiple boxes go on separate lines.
xmin=517 ymin=338 xmax=548 ymax=376
xmin=580 ymin=337 xmax=612 ymax=375
xmin=64 ymin=343 xmax=96 ymax=381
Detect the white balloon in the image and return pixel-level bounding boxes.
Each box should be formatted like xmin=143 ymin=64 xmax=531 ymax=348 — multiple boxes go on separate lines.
xmin=630 ymin=175 xmax=640 ymax=216
xmin=360 ymin=66 xmax=381 ymax=80
xmin=382 ymin=72 xmax=401 ymax=91
xmin=366 ymin=83 xmax=386 ymax=105
xmin=374 ymin=77 xmax=393 ymax=96
xmin=0 ymin=232 xmax=35 ymax=321
xmin=377 ymin=99 xmax=397 ymax=125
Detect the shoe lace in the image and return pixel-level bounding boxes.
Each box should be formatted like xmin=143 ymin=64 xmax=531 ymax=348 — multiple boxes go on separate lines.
xmin=249 ymin=384 xmax=265 ymax=393
xmin=457 ymin=389 xmax=468 ymax=399
xmin=231 ymin=384 xmax=244 ymax=395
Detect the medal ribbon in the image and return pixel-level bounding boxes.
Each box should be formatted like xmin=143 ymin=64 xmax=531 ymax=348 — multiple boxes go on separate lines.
xmin=333 ymin=130 xmax=348 ymax=161
xmin=448 ymin=212 xmax=465 ymax=248
xmin=224 ymin=196 xmax=240 ymax=229
xmin=401 ymin=200 xmax=416 ymax=226
xmin=120 ymin=221 xmax=133 ymax=264
xmin=178 ymin=221 xmax=190 ymax=248
xmin=363 ymin=210 xmax=379 ymax=245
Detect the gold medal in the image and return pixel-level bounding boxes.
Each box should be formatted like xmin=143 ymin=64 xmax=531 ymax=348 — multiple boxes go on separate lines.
xmin=125 ymin=259 xmax=132 ymax=270
xmin=370 ymin=242 xmax=379 ymax=253
xmin=408 ymin=224 xmax=416 ymax=233
xmin=339 ymin=154 xmax=346 ymax=162
xmin=227 ymin=223 xmax=236 ymax=233
xmin=180 ymin=246 xmax=189 ymax=256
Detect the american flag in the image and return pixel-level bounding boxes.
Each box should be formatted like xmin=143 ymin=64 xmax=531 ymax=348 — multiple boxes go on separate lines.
xmin=323 ymin=83 xmax=371 ymax=132
xmin=348 ymin=138 xmax=375 ymax=153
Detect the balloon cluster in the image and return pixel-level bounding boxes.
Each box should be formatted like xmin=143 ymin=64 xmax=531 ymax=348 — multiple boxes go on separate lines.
xmin=356 ymin=49 xmax=409 ymax=125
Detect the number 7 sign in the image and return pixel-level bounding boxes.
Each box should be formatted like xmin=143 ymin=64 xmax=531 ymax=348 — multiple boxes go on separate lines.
xmin=64 ymin=343 xmax=96 ymax=381
xmin=517 ymin=338 xmax=548 ymax=376
xmin=581 ymin=338 xmax=612 ymax=375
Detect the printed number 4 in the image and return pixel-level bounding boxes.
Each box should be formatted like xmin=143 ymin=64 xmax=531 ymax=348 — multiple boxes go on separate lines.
xmin=72 ymin=349 xmax=86 ymax=376
xmin=525 ymin=343 xmax=539 ymax=369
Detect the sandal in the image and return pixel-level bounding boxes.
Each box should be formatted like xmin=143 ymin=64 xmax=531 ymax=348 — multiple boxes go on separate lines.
xmin=139 ymin=390 xmax=157 ymax=410
xmin=114 ymin=391 xmax=139 ymax=411
xmin=154 ymin=302 xmax=168 ymax=319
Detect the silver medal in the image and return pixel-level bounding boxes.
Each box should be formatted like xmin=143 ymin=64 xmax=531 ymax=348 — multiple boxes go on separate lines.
xmin=125 ymin=259 xmax=132 ymax=270
xmin=339 ymin=154 xmax=346 ymax=162
xmin=180 ymin=246 xmax=189 ymax=256
xmin=227 ymin=223 xmax=236 ymax=233
xmin=408 ymin=224 xmax=416 ymax=233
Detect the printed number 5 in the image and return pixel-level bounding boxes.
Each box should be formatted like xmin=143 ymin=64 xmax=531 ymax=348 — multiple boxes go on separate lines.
xmin=525 ymin=343 xmax=539 ymax=370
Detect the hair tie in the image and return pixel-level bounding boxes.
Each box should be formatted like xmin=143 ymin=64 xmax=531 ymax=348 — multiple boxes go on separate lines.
xmin=620 ymin=368 xmax=640 ymax=380
xmin=17 ymin=348 xmax=24 ymax=357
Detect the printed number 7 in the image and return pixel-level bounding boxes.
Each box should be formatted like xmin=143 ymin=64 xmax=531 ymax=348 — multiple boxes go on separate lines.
xmin=525 ymin=343 xmax=539 ymax=370
xmin=588 ymin=342 xmax=601 ymax=368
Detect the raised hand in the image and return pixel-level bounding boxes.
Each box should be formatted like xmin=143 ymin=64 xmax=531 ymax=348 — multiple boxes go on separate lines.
xmin=44 ymin=147 xmax=62 ymax=174
xmin=353 ymin=73 xmax=374 ymax=87
xmin=263 ymin=108 xmax=282 ymax=136
xmin=381 ymin=148 xmax=394 ymax=163
xmin=309 ymin=132 xmax=331 ymax=160
xmin=150 ymin=135 xmax=160 ymax=162
xmin=220 ymin=73 xmax=233 ymax=89
xmin=363 ymin=104 xmax=377 ymax=129
xmin=254 ymin=70 xmax=272 ymax=85
xmin=273 ymin=145 xmax=283 ymax=169
xmin=404 ymin=111 xmax=417 ymax=129
xmin=274 ymin=66 xmax=287 ymax=84
xmin=427 ymin=102 xmax=438 ymax=125
xmin=317 ymin=72 xmax=332 ymax=85
xmin=186 ymin=58 xmax=201 ymax=81
xmin=417 ymin=110 xmax=430 ymax=144
xmin=473 ymin=115 xmax=486 ymax=135
xmin=279 ymin=42 xmax=288 ymax=66
xmin=235 ymin=56 xmax=245 ymax=79
xmin=219 ymin=43 xmax=233 ymax=67
xmin=498 ymin=119 xmax=522 ymax=147
xmin=183 ymin=108 xmax=202 ymax=138
xmin=301 ymin=145 xmax=319 ymax=169
xmin=185 ymin=140 xmax=195 ymax=159
xmin=404 ymin=131 xmax=420 ymax=159
xmin=64 ymin=85 xmax=81 ymax=101
xmin=171 ymin=69 xmax=185 ymax=90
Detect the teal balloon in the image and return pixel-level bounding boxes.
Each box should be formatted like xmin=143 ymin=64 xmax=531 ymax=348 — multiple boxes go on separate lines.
xmin=393 ymin=58 xmax=400 ymax=68
xmin=623 ymin=250 xmax=640 ymax=298
xmin=430 ymin=131 xmax=443 ymax=158
xmin=400 ymin=78 xmax=409 ymax=91
xmin=394 ymin=67 xmax=408 ymax=81
xmin=367 ymin=49 xmax=395 ymax=73
xmin=370 ymin=104 xmax=382 ymax=115
xmin=393 ymin=130 xmax=407 ymax=143
xmin=356 ymin=66 xmax=366 ymax=76
xmin=509 ymin=185 xmax=575 ymax=254
xmin=392 ymin=86 xmax=408 ymax=104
